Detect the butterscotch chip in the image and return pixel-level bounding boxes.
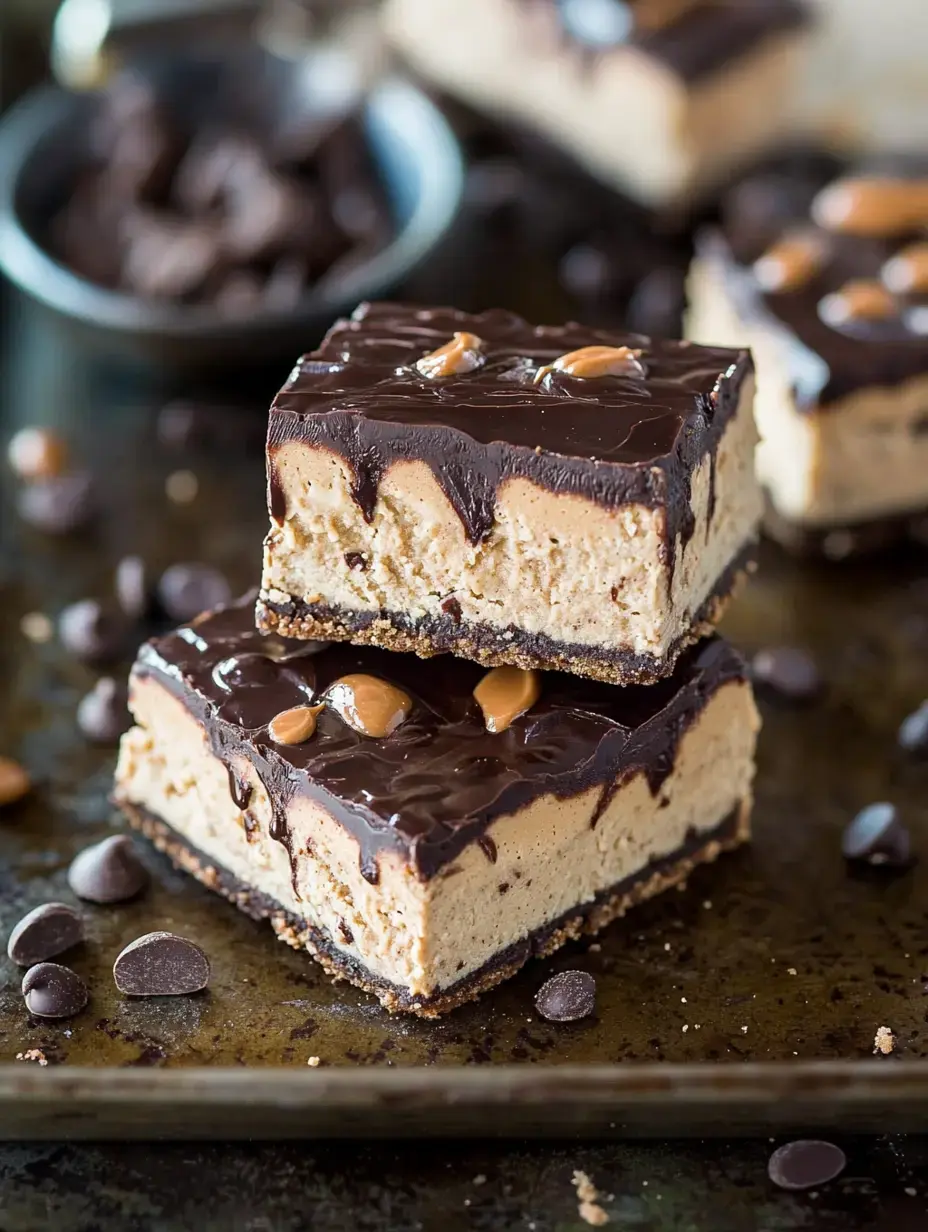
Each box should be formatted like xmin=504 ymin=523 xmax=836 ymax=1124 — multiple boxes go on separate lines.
xmin=473 ymin=666 xmax=541 ymax=733
xmin=819 ymin=280 xmax=897 ymax=327
xmin=268 ymin=703 xmax=324 ymax=745
xmin=753 ymin=231 xmax=826 ymax=293
xmin=882 ymin=242 xmax=928 ymax=295
xmin=325 ymin=674 xmax=412 ymax=738
xmin=811 ymin=177 xmax=928 ymax=237
xmin=415 ymin=332 xmax=484 ymax=379
xmin=7 ymin=427 xmax=68 ymax=480
xmin=535 ymin=345 xmax=644 ymax=383
xmin=0 ymin=757 xmax=30 ymax=807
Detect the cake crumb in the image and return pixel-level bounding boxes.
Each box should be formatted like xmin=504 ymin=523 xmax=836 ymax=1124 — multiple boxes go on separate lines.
xmin=787 ymin=967 xmax=797 ymax=976
xmin=307 ymin=1056 xmax=321 ymax=1067
xmin=573 ymin=1170 xmax=609 ymax=1226
xmin=874 ymin=1026 xmax=895 ymax=1055
xmin=16 ymin=1049 xmax=47 ymax=1066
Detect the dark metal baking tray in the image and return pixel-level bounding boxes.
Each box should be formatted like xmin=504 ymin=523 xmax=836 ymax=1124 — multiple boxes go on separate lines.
xmin=3 ymin=307 xmax=928 ymax=1140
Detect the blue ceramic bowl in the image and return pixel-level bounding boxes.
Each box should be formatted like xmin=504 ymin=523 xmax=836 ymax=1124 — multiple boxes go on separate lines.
xmin=0 ymin=52 xmax=464 ymax=370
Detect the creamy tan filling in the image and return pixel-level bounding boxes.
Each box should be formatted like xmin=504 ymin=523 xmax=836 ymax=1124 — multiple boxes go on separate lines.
xmin=260 ymin=389 xmax=759 ymax=663
xmin=688 ymin=255 xmax=928 ymax=527
xmin=115 ymin=677 xmax=758 ymax=1000
xmin=384 ymin=0 xmax=807 ymax=205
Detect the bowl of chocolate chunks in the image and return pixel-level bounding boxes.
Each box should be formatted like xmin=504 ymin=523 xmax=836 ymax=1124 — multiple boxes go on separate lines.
xmin=0 ymin=44 xmax=464 ymax=369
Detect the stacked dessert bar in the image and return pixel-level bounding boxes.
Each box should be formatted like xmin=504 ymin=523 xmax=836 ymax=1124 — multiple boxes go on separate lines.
xmin=115 ymin=303 xmax=762 ymax=1015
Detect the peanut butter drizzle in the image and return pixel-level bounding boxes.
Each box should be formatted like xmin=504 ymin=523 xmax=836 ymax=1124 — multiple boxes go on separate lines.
xmin=882 ymin=242 xmax=928 ymax=295
xmin=819 ymin=279 xmax=898 ymax=327
xmin=415 ymin=332 xmax=484 ymax=379
xmin=267 ymin=703 xmax=325 ymax=746
xmin=633 ymin=0 xmax=702 ymax=32
xmin=534 ymin=345 xmax=645 ymax=384
xmin=473 ymin=667 xmax=541 ymax=734
xmin=753 ymin=231 xmax=826 ymax=293
xmin=812 ymin=177 xmax=928 ymax=237
xmin=325 ymin=674 xmax=412 ymax=739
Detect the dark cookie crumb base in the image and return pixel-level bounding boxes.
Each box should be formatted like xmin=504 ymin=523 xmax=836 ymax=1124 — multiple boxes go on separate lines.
xmin=119 ymin=800 xmax=750 ymax=1017
xmin=764 ymin=500 xmax=928 ymax=561
xmin=257 ymin=544 xmax=756 ymax=688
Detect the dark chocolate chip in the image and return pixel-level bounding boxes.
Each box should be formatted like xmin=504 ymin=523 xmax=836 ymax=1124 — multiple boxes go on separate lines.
xmin=898 ymin=701 xmax=928 ymax=756
xmin=17 ymin=473 xmax=94 ymax=534
xmin=441 ymin=596 xmax=463 ymax=623
xmin=7 ymin=903 xmax=84 ymax=966
xmin=113 ymin=931 xmax=210 ymax=996
xmin=767 ymin=1140 xmax=847 ymax=1191
xmin=115 ymin=555 xmax=153 ymax=620
xmin=59 ymin=599 xmax=127 ymax=664
xmin=842 ymin=803 xmax=911 ymax=868
xmin=158 ymin=563 xmax=232 ymax=623
xmin=535 ymin=970 xmax=596 ymax=1023
xmin=344 ymin=551 xmax=367 ymax=572
xmin=68 ymin=834 xmax=149 ymax=904
xmin=77 ymin=677 xmax=131 ymax=744
xmin=751 ymin=646 xmax=821 ymax=702
xmin=22 ymin=962 xmax=88 ymax=1019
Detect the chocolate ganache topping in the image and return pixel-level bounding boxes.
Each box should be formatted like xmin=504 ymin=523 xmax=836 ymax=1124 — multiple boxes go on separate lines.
xmin=134 ymin=594 xmax=746 ymax=883
xmin=707 ymin=159 xmax=928 ymax=408
xmin=267 ymin=303 xmax=751 ymax=558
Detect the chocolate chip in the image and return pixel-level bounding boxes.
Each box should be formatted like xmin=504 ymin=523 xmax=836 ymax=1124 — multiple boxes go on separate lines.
xmin=22 ymin=963 xmax=88 ymax=1019
xmin=115 ymin=555 xmax=153 ymax=620
xmin=7 ymin=903 xmax=84 ymax=966
xmin=0 ymin=756 xmax=30 ymax=807
xmin=113 ymin=931 xmax=210 ymax=996
xmin=344 ymin=552 xmax=367 ymax=572
xmin=535 ymin=970 xmax=596 ymax=1023
xmin=441 ymin=596 xmax=463 ymax=623
xmin=77 ymin=678 xmax=130 ymax=744
xmin=767 ymin=1140 xmax=846 ymax=1191
xmin=157 ymin=563 xmax=232 ymax=623
xmin=898 ymin=701 xmax=928 ymax=755
xmin=842 ymin=802 xmax=912 ymax=868
xmin=59 ymin=599 xmax=127 ymax=663
xmin=68 ymin=834 xmax=149 ymax=904
xmin=7 ymin=427 xmax=68 ymax=480
xmin=17 ymin=472 xmax=94 ymax=534
xmin=751 ymin=646 xmax=821 ymax=702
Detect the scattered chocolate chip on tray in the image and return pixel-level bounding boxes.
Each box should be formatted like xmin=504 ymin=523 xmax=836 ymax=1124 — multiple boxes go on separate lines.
xmin=7 ymin=903 xmax=84 ymax=967
xmin=767 ymin=1140 xmax=847 ymax=1191
xmin=113 ymin=932 xmax=211 ymax=997
xmin=842 ymin=802 xmax=912 ymax=868
xmin=535 ymin=971 xmax=597 ymax=1023
xmin=58 ymin=599 xmax=127 ymax=664
xmin=67 ymin=834 xmax=150 ymax=905
xmin=22 ymin=963 xmax=89 ymax=1020
xmin=77 ymin=678 xmax=131 ymax=744
xmin=157 ymin=562 xmax=232 ymax=623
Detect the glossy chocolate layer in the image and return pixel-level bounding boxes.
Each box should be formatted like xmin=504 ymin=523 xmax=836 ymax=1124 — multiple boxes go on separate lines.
xmin=541 ymin=0 xmax=807 ymax=82
xmin=134 ymin=593 xmax=746 ymax=882
xmin=268 ymin=303 xmax=751 ymax=552
xmin=704 ymin=159 xmax=928 ymax=408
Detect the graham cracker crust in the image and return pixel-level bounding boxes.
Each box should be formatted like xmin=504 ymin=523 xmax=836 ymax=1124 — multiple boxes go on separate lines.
xmin=257 ymin=544 xmax=756 ymax=688
xmin=120 ymin=799 xmax=751 ymax=1017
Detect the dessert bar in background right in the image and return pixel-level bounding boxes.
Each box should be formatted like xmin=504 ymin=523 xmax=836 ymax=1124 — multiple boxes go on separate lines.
xmin=687 ymin=162 xmax=928 ymax=558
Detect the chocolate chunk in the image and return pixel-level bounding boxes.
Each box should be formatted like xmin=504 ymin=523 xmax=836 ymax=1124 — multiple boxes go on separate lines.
xmin=157 ymin=563 xmax=232 ymax=623
xmin=7 ymin=902 xmax=84 ymax=966
xmin=115 ymin=555 xmax=153 ymax=621
xmin=842 ymin=802 xmax=912 ymax=868
xmin=58 ymin=599 xmax=127 ymax=664
xmin=17 ymin=473 xmax=94 ymax=534
xmin=22 ymin=963 xmax=88 ymax=1019
xmin=898 ymin=701 xmax=928 ymax=755
xmin=77 ymin=678 xmax=131 ymax=744
xmin=535 ymin=970 xmax=597 ymax=1022
xmin=767 ymin=1140 xmax=846 ymax=1191
xmin=0 ymin=757 xmax=30 ymax=807
xmin=68 ymin=834 xmax=149 ymax=904
xmin=113 ymin=931 xmax=210 ymax=996
xmin=751 ymin=646 xmax=821 ymax=702
xmin=7 ymin=427 xmax=68 ymax=480
xmin=344 ymin=552 xmax=367 ymax=572
xmin=121 ymin=213 xmax=222 ymax=300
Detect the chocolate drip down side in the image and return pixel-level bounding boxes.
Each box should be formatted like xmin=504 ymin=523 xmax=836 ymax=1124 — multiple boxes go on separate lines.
xmin=266 ymin=304 xmax=752 ymax=569
xmin=131 ymin=594 xmax=746 ymax=882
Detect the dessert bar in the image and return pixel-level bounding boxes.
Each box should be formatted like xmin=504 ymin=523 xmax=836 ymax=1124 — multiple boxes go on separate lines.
xmin=385 ymin=0 xmax=810 ymax=207
xmin=257 ymin=303 xmax=761 ymax=686
xmin=687 ymin=163 xmax=928 ymax=556
xmin=114 ymin=595 xmax=759 ymax=1016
